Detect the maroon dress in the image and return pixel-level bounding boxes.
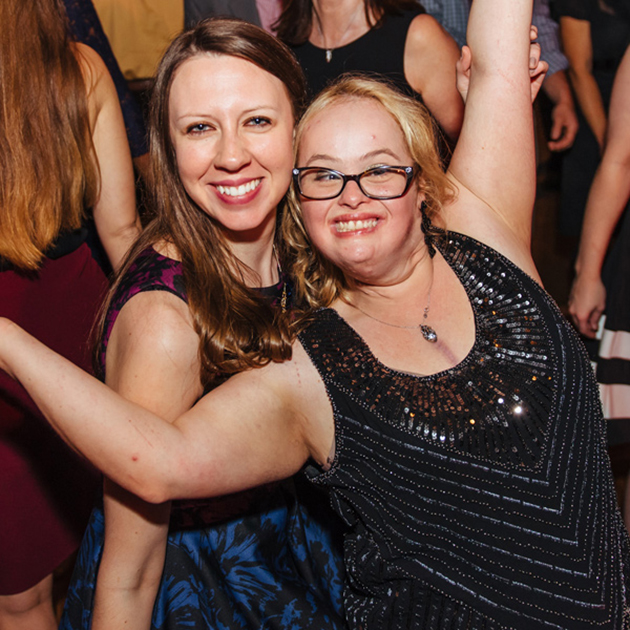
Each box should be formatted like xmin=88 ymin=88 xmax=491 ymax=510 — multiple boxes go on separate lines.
xmin=0 ymin=238 xmax=107 ymax=595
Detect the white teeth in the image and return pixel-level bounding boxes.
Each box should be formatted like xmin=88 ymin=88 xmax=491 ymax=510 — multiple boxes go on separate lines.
xmin=335 ymin=219 xmax=378 ymax=233
xmin=216 ymin=179 xmax=261 ymax=197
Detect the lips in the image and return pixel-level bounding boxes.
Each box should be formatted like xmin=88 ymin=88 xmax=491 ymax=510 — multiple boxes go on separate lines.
xmin=215 ymin=178 xmax=261 ymax=197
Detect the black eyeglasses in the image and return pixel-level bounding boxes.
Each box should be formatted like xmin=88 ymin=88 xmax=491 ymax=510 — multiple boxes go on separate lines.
xmin=292 ymin=165 xmax=416 ymax=200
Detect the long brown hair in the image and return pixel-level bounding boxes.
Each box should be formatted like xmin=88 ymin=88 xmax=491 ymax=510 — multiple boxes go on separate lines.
xmin=276 ymin=0 xmax=419 ymax=46
xmin=0 ymin=0 xmax=98 ymax=270
xmin=282 ymin=75 xmax=455 ymax=311
xmin=96 ymin=18 xmax=307 ymax=387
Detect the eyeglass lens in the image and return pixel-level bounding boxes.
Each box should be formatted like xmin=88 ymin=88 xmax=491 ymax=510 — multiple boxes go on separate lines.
xmin=299 ymin=167 xmax=409 ymax=199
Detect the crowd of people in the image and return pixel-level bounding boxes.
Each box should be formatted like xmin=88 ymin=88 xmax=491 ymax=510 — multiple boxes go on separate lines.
xmin=1 ymin=1 xmax=630 ymax=629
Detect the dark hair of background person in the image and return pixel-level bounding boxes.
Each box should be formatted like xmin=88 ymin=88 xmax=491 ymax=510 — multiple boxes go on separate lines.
xmin=0 ymin=0 xmax=98 ymax=270
xmin=276 ymin=0 xmax=420 ymax=46
xmin=94 ymin=17 xmax=307 ymax=387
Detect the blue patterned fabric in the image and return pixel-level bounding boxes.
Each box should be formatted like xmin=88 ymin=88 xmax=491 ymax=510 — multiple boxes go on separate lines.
xmin=60 ymin=249 xmax=346 ymax=630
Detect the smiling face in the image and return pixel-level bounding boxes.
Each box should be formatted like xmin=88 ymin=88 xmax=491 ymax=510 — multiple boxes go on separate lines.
xmin=168 ymin=54 xmax=295 ymax=242
xmin=296 ymin=98 xmax=425 ymax=285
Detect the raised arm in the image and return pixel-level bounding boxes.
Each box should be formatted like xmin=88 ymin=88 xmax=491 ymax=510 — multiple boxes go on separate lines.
xmin=446 ymin=0 xmax=537 ymax=262
xmin=569 ymin=46 xmax=630 ymax=337
xmin=0 ymin=317 xmax=322 ymax=503
xmin=92 ymin=293 xmax=202 ymax=630
xmin=77 ymin=43 xmax=141 ymax=271
xmin=404 ymin=14 xmax=464 ymax=143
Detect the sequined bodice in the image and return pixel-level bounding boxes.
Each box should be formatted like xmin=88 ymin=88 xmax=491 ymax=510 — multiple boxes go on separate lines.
xmin=299 ymin=232 xmax=630 ymax=630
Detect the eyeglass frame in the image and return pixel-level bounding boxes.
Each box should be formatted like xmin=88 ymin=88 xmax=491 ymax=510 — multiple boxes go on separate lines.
xmin=292 ymin=165 xmax=417 ymax=201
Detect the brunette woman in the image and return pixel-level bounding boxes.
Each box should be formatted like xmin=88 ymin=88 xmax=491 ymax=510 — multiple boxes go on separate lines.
xmin=59 ymin=19 xmax=344 ymax=630
xmin=0 ymin=0 xmax=138 ymax=628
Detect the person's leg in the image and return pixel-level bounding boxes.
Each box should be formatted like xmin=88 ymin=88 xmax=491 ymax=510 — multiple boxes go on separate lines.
xmin=0 ymin=574 xmax=56 ymax=630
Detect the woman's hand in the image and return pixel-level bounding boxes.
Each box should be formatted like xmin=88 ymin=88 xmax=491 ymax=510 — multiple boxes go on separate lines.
xmin=568 ymin=273 xmax=606 ymax=338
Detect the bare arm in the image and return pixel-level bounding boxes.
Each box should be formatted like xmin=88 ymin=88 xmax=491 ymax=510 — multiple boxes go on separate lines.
xmin=77 ymin=43 xmax=141 ymax=271
xmin=569 ymin=46 xmax=630 ymax=337
xmin=446 ymin=0 xmax=537 ymax=269
xmin=560 ymin=16 xmax=607 ymax=150
xmin=0 ymin=318 xmax=325 ymax=504
xmin=404 ymin=14 xmax=464 ymax=143
xmin=93 ymin=293 xmax=202 ymax=630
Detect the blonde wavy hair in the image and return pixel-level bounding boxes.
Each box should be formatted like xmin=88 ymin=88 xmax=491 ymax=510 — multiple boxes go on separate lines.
xmin=282 ymin=74 xmax=456 ymax=310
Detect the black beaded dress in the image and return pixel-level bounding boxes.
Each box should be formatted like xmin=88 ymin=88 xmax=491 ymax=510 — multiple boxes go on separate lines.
xmin=299 ymin=231 xmax=630 ymax=629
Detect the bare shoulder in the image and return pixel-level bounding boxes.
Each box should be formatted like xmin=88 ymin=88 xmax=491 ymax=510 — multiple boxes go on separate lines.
xmin=72 ymin=42 xmax=109 ymax=88
xmin=109 ymin=290 xmax=196 ymax=359
xmin=71 ymin=42 xmax=115 ymax=112
xmin=105 ymin=291 xmax=202 ymax=410
xmin=406 ymin=13 xmax=453 ymax=53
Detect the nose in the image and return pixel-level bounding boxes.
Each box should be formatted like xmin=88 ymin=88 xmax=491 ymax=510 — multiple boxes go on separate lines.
xmin=214 ymin=129 xmax=250 ymax=172
xmin=338 ymin=177 xmax=367 ymax=207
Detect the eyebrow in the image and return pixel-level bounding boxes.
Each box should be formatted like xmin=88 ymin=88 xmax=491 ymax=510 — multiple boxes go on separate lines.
xmin=173 ymin=105 xmax=280 ymax=123
xmin=303 ymin=148 xmax=401 ymax=166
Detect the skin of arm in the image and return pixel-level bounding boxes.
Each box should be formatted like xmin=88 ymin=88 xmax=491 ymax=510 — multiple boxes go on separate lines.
xmin=446 ymin=0 xmax=539 ymax=275
xmin=560 ymin=16 xmax=607 ymax=150
xmin=403 ymin=14 xmax=464 ymax=143
xmin=92 ymin=291 xmax=203 ymax=630
xmin=77 ymin=43 xmax=141 ymax=271
xmin=0 ymin=315 xmax=330 ymax=503
xmin=569 ymin=46 xmax=630 ymax=337
xmin=541 ymin=69 xmax=579 ymax=151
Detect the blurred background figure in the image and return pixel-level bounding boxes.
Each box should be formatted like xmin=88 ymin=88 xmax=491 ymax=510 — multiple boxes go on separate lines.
xmin=63 ymin=0 xmax=148 ymax=174
xmin=184 ymin=0 xmax=282 ymax=32
xmin=276 ymin=0 xmax=464 ymax=144
xmin=569 ymin=45 xmax=630 ymax=523
xmin=555 ymin=0 xmax=630 ymax=239
xmin=0 ymin=0 xmax=138 ymax=627
xmin=92 ymin=0 xmax=183 ymax=85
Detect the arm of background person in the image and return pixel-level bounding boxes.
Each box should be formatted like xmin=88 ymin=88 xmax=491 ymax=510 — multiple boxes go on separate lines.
xmin=92 ymin=292 xmax=202 ymax=630
xmin=78 ymin=43 xmax=141 ymax=272
xmin=560 ymin=15 xmax=607 ymax=150
xmin=532 ymin=0 xmax=578 ymax=151
xmin=446 ymin=0 xmax=540 ymax=267
xmin=0 ymin=316 xmax=323 ymax=505
xmin=404 ymin=13 xmax=464 ymax=143
xmin=569 ymin=46 xmax=630 ymax=337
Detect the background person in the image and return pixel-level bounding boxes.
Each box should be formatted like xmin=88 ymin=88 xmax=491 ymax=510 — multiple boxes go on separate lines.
xmin=0 ymin=0 xmax=138 ymax=627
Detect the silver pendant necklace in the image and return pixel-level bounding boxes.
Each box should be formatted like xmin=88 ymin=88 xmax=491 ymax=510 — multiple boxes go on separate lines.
xmin=314 ymin=3 xmax=364 ymax=63
xmin=350 ymin=283 xmax=438 ymax=343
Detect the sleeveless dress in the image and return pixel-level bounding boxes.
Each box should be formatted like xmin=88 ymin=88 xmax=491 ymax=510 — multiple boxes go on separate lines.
xmin=299 ymin=231 xmax=630 ymax=629
xmin=61 ymin=248 xmax=346 ymax=630
xmin=0 ymin=233 xmax=105 ymax=595
xmin=291 ymin=8 xmax=424 ymax=99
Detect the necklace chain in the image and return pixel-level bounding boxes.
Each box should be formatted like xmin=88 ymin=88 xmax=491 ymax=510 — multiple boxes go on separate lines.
xmin=314 ymin=3 xmax=364 ymax=63
xmin=349 ymin=275 xmax=438 ymax=343
xmin=273 ymin=243 xmax=287 ymax=313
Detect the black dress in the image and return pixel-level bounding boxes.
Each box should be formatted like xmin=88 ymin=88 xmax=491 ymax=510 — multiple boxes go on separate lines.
xmin=291 ymin=8 xmax=424 ymax=99
xmin=299 ymin=231 xmax=630 ymax=629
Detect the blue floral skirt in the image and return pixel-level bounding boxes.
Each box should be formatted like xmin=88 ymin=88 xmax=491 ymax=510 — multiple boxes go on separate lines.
xmin=61 ymin=477 xmax=346 ymax=629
